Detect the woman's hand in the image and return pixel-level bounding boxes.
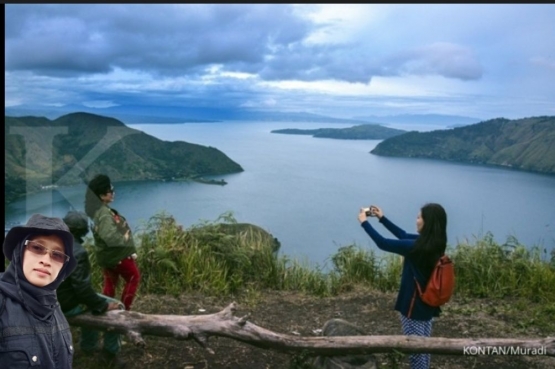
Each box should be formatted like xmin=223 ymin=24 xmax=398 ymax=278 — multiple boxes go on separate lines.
xmin=370 ymin=205 xmax=384 ymax=219
xmin=358 ymin=208 xmax=368 ymax=224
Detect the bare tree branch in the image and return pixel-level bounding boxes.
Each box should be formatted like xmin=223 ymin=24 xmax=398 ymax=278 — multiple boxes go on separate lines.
xmin=66 ymin=302 xmax=555 ymax=357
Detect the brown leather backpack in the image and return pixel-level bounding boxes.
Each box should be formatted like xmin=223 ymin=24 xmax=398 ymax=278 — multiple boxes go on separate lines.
xmin=415 ymin=254 xmax=455 ymax=307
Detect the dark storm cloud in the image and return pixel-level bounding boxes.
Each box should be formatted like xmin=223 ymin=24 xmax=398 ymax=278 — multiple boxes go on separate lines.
xmin=5 ymin=4 xmax=482 ymax=83
xmin=7 ymin=4 xmax=554 ymax=119
xmin=5 ymin=4 xmax=312 ymax=77
xmin=256 ymin=43 xmax=380 ymax=83
xmin=257 ymin=42 xmax=482 ymax=83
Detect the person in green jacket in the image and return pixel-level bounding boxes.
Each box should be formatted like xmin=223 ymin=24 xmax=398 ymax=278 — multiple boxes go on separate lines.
xmin=84 ymin=174 xmax=140 ymax=312
xmin=57 ymin=210 xmax=127 ymax=368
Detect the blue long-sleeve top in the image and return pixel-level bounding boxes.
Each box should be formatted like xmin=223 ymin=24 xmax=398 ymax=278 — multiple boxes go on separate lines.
xmin=361 ymin=216 xmax=441 ymax=321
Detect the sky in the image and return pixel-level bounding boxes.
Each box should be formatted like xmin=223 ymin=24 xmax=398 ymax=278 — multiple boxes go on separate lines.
xmin=5 ymin=4 xmax=555 ymax=121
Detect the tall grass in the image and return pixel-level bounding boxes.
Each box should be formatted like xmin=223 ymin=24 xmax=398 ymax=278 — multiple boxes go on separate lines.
xmin=330 ymin=245 xmax=403 ymax=292
xmin=85 ymin=212 xmax=555 ymax=303
xmin=452 ymin=232 xmax=555 ymax=302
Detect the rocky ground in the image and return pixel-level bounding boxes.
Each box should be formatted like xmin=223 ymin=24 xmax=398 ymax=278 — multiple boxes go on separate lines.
xmin=72 ymin=288 xmax=554 ymax=369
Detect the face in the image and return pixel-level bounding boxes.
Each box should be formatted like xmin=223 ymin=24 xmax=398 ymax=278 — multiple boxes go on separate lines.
xmin=416 ymin=211 xmax=424 ymax=233
xmin=22 ymin=234 xmax=66 ymax=287
xmin=99 ymin=186 xmax=115 ymax=204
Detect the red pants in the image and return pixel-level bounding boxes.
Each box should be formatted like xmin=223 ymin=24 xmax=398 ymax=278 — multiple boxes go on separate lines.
xmin=102 ymin=258 xmax=141 ymax=310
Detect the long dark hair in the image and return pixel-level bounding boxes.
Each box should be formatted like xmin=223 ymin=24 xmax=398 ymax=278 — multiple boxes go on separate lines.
xmin=84 ymin=174 xmax=112 ymax=218
xmin=409 ymin=203 xmax=447 ymax=276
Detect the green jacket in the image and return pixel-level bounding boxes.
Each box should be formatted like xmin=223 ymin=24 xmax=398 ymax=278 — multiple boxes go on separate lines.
xmin=92 ymin=205 xmax=137 ymax=268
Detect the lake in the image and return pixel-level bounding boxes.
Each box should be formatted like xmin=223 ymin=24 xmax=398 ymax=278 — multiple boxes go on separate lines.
xmin=5 ymin=121 xmax=555 ymax=269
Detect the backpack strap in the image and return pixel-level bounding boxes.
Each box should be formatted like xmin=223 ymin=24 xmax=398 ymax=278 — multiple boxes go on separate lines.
xmin=408 ymin=255 xmax=442 ymax=295
xmin=413 ymin=276 xmax=425 ymax=296
xmin=407 ymin=259 xmax=426 ymax=293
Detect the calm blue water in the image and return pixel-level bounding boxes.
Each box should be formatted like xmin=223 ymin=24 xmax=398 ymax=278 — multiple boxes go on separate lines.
xmin=5 ymin=122 xmax=555 ymax=268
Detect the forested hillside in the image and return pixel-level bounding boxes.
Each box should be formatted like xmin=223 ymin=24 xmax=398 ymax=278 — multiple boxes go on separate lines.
xmin=5 ymin=112 xmax=244 ymax=204
xmin=371 ymin=116 xmax=555 ymax=175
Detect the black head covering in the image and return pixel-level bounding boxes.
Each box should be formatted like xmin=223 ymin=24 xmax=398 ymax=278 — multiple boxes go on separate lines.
xmin=85 ymin=174 xmax=113 ymax=218
xmin=0 ymin=214 xmax=77 ymax=320
xmin=63 ymin=210 xmax=89 ymax=240
xmin=88 ymin=174 xmax=112 ymax=197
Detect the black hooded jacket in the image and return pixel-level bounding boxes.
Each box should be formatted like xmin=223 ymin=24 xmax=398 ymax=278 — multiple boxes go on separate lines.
xmin=0 ymin=236 xmax=76 ymax=368
xmin=56 ymin=237 xmax=108 ymax=314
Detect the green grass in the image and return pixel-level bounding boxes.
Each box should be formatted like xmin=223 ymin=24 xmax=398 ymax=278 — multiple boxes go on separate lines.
xmin=83 ymin=211 xmax=555 ymax=332
xmin=452 ymin=232 xmax=555 ymax=302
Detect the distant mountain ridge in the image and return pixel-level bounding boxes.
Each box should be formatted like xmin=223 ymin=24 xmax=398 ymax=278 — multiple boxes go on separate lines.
xmin=271 ymin=124 xmax=406 ymax=140
xmin=5 ymin=105 xmax=370 ymax=125
xmin=371 ymin=116 xmax=555 ymax=175
xmin=353 ymin=113 xmax=482 ymax=127
xmin=5 ymin=112 xmax=244 ymax=204
xmin=6 ymin=105 xmax=484 ymax=129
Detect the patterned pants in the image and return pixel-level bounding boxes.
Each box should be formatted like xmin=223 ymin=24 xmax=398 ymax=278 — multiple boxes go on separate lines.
xmin=400 ymin=314 xmax=433 ymax=369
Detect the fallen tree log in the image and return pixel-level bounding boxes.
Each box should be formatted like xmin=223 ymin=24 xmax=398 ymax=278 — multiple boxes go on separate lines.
xmin=66 ymin=302 xmax=555 ymax=357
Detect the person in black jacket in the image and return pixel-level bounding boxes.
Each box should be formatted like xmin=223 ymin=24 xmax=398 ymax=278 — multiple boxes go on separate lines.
xmin=1 ymin=213 xmax=77 ymax=368
xmin=57 ymin=210 xmax=127 ymax=369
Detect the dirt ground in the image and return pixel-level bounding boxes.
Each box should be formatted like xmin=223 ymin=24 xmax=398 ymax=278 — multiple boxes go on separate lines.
xmin=72 ymin=288 xmax=554 ymax=369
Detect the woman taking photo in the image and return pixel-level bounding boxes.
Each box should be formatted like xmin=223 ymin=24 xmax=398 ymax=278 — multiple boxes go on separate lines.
xmin=358 ymin=203 xmax=447 ymax=369
xmin=85 ymin=174 xmax=140 ymax=311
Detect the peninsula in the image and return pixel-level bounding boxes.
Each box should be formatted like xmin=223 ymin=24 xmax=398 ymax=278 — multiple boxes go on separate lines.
xmin=370 ymin=116 xmax=555 ymax=175
xmin=5 ymin=112 xmax=244 ymax=204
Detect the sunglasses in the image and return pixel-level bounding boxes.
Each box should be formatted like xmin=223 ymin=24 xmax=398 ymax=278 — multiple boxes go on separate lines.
xmin=107 ymin=185 xmax=115 ymax=194
xmin=24 ymin=240 xmax=70 ymax=264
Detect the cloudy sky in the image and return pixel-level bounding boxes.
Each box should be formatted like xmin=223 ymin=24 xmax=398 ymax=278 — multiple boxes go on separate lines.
xmin=5 ymin=4 xmax=555 ymax=120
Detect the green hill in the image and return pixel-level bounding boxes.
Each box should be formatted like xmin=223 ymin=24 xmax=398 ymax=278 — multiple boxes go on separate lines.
xmin=370 ymin=116 xmax=555 ymax=175
xmin=5 ymin=112 xmax=244 ymax=204
xmin=271 ymin=124 xmax=406 ymax=140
